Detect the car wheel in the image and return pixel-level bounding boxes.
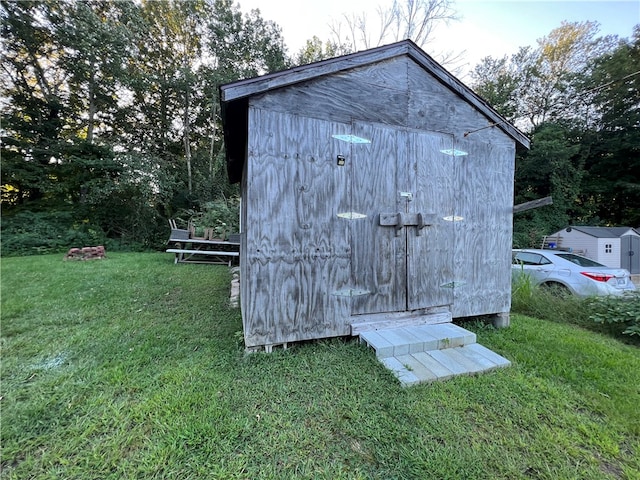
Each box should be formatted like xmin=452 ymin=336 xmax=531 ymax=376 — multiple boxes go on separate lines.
xmin=541 ymin=282 xmax=571 ymax=297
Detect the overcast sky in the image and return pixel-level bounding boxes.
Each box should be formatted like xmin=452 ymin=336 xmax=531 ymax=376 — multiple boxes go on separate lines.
xmin=236 ymin=0 xmax=639 ymax=81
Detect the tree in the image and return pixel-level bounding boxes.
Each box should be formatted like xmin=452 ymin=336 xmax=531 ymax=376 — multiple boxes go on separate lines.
xmin=505 ymin=25 xmax=639 ymax=246
xmin=54 ymin=1 xmax=138 ymax=144
xmin=326 ymin=0 xmax=457 ymax=58
xmin=206 ymin=0 xmax=289 ymax=80
xmin=1 ymin=0 xmax=176 ymax=248
xmin=469 ymin=55 xmax=520 ymax=122
xmin=578 ymin=27 xmax=640 ymax=227
xmin=1 ymin=0 xmax=67 ymax=204
xmin=471 ymin=21 xmax=617 ymax=131
xmin=0 ymin=0 xmax=145 ymax=205
xmin=294 ymin=36 xmax=343 ymax=65
xmin=121 ymin=0 xmax=289 ymax=198
xmin=0 ymin=0 xmax=296 ymax=254
xmin=512 ymin=123 xmax=588 ymax=247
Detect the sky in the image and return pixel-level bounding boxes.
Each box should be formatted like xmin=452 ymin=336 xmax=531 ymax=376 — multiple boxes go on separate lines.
xmin=235 ymin=0 xmax=639 ymax=81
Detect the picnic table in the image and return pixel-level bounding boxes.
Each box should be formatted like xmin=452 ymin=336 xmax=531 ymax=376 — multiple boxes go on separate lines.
xmin=166 ymin=220 xmax=240 ymax=265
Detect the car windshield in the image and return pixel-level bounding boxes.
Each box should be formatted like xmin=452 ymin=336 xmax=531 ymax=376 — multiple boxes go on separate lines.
xmin=555 ymin=253 xmax=605 ymax=267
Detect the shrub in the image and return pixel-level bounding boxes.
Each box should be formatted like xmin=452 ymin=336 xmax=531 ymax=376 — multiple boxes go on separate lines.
xmin=0 ymin=210 xmax=106 ymax=256
xmin=585 ymin=292 xmax=640 ymax=337
xmin=511 ymin=270 xmax=640 ymax=342
xmin=178 ymin=197 xmax=240 ymax=240
xmin=511 ymin=268 xmax=590 ymax=325
xmin=511 ymin=265 xmax=536 ymax=300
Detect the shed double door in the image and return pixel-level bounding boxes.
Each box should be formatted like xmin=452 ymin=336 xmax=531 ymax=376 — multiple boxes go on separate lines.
xmin=621 ymin=235 xmax=640 ymax=274
xmin=349 ymin=122 xmax=455 ymax=316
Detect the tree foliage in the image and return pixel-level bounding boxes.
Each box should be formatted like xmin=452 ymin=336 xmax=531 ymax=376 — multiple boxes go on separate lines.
xmin=295 ymin=36 xmax=343 ymax=65
xmin=498 ymin=24 xmax=640 ymax=247
xmin=1 ymin=0 xmax=288 ymax=254
xmin=471 ymin=21 xmax=617 ymax=129
xmin=1 ymin=0 xmax=637 ymax=255
xmin=512 ymin=123 xmax=587 ymax=248
xmin=579 ymin=26 xmax=640 ymax=227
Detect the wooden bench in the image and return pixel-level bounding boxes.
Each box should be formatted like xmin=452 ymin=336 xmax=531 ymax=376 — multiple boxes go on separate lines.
xmin=166 ymin=219 xmax=240 ymax=265
xmin=166 ymin=248 xmax=239 ymax=265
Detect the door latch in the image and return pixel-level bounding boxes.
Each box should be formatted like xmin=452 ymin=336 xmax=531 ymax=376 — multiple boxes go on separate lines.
xmin=379 ymin=212 xmax=437 ymax=236
xmin=399 ymin=191 xmax=413 ymax=202
xmin=416 ymin=212 xmax=426 ymax=236
xmin=395 ymin=212 xmax=404 ymax=237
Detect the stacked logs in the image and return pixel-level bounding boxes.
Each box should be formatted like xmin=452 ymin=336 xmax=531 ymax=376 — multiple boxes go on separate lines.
xmin=64 ymin=246 xmax=106 ymax=261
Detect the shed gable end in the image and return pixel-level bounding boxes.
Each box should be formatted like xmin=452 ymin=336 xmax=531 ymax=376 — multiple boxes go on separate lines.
xmin=221 ymin=40 xmax=530 ymax=184
xmin=250 ymin=56 xmax=515 ymax=147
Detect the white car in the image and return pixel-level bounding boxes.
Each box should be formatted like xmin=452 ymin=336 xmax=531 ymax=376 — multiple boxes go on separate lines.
xmin=512 ymin=249 xmax=637 ymax=297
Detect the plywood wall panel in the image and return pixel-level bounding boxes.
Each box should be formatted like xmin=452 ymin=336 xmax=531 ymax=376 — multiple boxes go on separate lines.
xmin=349 ymin=122 xmax=406 ymax=315
xmin=407 ymin=61 xmax=509 ymax=144
xmin=243 ymin=255 xmax=352 ymax=347
xmin=251 ymin=57 xmax=410 ymax=127
xmin=451 ymin=134 xmax=515 ymax=317
xmin=407 ymin=131 xmax=455 ymax=310
xmin=242 ymin=109 xmax=354 ymax=347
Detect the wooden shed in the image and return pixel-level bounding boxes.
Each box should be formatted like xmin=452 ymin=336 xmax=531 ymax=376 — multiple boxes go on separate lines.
xmin=220 ymin=40 xmax=530 ymax=351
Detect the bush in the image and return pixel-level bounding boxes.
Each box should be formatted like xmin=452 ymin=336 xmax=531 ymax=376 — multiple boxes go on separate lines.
xmin=178 ymin=197 xmax=240 ymax=240
xmin=1 ymin=210 xmax=106 ymax=256
xmin=511 ymin=273 xmax=588 ymax=325
xmin=585 ymin=292 xmax=640 ymax=337
xmin=512 ymin=271 xmax=640 ymax=342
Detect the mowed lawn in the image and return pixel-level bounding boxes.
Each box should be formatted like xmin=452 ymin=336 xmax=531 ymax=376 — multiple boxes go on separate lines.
xmin=1 ymin=253 xmax=639 ymax=479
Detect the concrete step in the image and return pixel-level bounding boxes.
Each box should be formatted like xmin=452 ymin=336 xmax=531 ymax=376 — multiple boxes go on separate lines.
xmin=359 ymin=323 xmax=511 ymax=387
xmin=359 ymin=322 xmax=476 ymax=358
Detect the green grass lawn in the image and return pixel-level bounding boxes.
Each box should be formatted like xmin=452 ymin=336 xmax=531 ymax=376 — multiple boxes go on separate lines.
xmin=2 ymin=253 xmax=639 ymax=479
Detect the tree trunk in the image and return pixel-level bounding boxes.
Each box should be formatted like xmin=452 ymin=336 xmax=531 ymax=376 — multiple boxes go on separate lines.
xmin=184 ymin=85 xmax=192 ymax=195
xmin=209 ymin=98 xmax=218 ymax=180
xmin=87 ymin=64 xmax=96 ymax=144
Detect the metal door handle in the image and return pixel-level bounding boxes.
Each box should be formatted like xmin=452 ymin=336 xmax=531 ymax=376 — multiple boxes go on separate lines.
xmin=395 ymin=212 xmax=404 ymax=237
xmin=379 ymin=212 xmax=436 ymax=236
xmin=416 ymin=213 xmax=426 ymax=236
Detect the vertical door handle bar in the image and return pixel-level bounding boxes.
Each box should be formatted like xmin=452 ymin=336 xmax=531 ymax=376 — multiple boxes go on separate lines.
xmin=416 ymin=213 xmax=425 ymax=236
xmin=395 ymin=213 xmax=404 ymax=236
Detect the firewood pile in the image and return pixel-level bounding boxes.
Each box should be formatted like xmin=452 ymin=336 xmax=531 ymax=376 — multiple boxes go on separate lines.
xmin=64 ymin=246 xmax=106 ymax=261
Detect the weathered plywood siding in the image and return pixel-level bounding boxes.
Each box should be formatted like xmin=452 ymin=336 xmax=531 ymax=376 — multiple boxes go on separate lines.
xmin=407 ymin=131 xmax=455 ymax=310
xmin=406 ymin=61 xmax=509 ymax=144
xmin=221 ymin=41 xmax=529 ymax=149
xmin=349 ymin=122 xmax=406 ymax=315
xmin=252 ymin=56 xmax=508 ymax=140
xmin=239 ymin=54 xmax=520 ymax=345
xmin=252 ymin=56 xmax=409 ymax=127
xmin=242 ymin=109 xmax=354 ymax=347
xmin=451 ymin=134 xmax=515 ymax=318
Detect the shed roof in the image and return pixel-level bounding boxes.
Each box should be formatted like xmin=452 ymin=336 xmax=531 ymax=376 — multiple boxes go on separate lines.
xmin=219 ymin=39 xmax=530 ymax=183
xmin=566 ymin=226 xmax=640 ymax=238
